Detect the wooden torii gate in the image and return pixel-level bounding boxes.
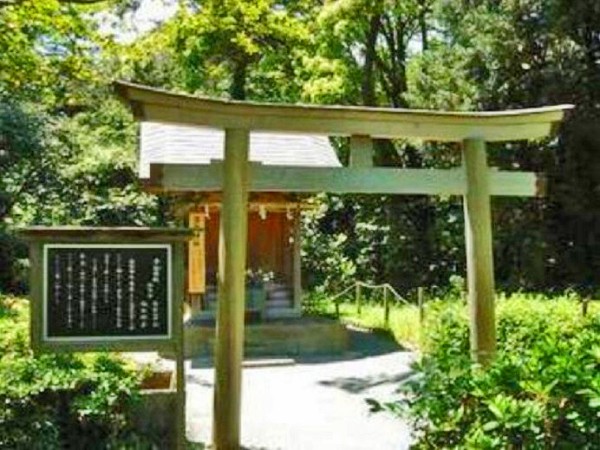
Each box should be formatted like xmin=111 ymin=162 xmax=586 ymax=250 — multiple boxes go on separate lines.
xmin=116 ymin=81 xmax=572 ymax=450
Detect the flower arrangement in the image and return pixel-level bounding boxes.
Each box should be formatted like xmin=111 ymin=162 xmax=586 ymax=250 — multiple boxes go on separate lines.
xmin=245 ymin=268 xmax=274 ymax=287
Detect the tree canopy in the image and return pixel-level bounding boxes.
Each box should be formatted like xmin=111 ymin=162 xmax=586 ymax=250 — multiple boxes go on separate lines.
xmin=1 ymin=0 xmax=599 ymax=295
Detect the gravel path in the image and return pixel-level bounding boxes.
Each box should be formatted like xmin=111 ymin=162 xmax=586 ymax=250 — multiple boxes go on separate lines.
xmin=185 ymin=332 xmax=414 ymax=450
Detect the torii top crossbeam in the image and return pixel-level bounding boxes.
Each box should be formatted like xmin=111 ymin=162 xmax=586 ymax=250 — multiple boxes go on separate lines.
xmin=115 ymin=80 xmax=573 ymax=450
xmin=116 ymin=81 xmax=571 ymax=142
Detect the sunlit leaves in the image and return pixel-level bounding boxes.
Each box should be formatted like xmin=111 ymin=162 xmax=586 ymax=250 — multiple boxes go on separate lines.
xmin=387 ymin=295 xmax=600 ymax=447
xmin=0 ymin=0 xmax=107 ymax=107
xmin=172 ymin=0 xmax=310 ymax=99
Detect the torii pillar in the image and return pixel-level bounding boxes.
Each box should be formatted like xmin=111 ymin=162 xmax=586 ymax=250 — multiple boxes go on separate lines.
xmin=212 ymin=129 xmax=249 ymax=449
xmin=463 ymin=138 xmax=496 ymax=365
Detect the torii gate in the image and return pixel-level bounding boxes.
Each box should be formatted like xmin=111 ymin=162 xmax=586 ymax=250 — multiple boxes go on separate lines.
xmin=116 ymin=81 xmax=572 ymax=450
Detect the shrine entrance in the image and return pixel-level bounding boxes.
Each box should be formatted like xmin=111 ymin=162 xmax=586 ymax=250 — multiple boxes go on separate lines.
xmin=116 ymin=81 xmax=572 ymax=450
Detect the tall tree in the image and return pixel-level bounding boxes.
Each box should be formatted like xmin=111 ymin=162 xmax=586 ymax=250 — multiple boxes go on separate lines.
xmin=0 ymin=0 xmax=166 ymax=292
xmin=171 ymin=0 xmax=310 ymax=100
xmin=301 ymin=0 xmax=443 ymax=290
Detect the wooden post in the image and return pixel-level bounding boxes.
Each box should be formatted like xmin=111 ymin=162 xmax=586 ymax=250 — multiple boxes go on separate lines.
xmin=175 ymin=349 xmax=185 ymax=450
xmin=349 ymin=135 xmax=374 ymax=168
xmin=213 ymin=129 xmax=249 ymax=450
xmin=582 ymin=297 xmax=589 ymax=317
xmin=417 ymin=286 xmax=425 ymax=344
xmin=417 ymin=287 xmax=425 ymax=324
xmin=292 ymin=206 xmax=302 ymax=315
xmin=28 ymin=242 xmax=42 ymax=354
xmin=356 ymin=283 xmax=362 ymax=316
xmin=463 ymin=138 xmax=496 ymax=365
xmin=173 ymin=241 xmax=186 ymax=450
xmin=383 ymin=285 xmax=390 ymax=328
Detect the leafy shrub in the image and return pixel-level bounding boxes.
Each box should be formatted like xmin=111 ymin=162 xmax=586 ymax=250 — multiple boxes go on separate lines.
xmin=378 ymin=294 xmax=600 ymax=449
xmin=0 ymin=295 xmax=154 ymax=449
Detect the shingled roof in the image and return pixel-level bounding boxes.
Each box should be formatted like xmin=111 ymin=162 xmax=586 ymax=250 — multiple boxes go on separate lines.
xmin=139 ymin=122 xmax=341 ymax=178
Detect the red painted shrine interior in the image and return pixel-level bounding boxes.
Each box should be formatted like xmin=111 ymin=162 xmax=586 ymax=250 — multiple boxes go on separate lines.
xmin=202 ymin=210 xmax=295 ymax=286
xmin=183 ymin=192 xmax=302 ymax=317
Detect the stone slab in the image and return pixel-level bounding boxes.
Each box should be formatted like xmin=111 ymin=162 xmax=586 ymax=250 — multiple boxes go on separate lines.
xmin=183 ymin=317 xmax=349 ymax=358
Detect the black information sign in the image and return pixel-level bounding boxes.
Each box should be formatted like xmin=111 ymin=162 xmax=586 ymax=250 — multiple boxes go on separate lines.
xmin=44 ymin=244 xmax=171 ymax=340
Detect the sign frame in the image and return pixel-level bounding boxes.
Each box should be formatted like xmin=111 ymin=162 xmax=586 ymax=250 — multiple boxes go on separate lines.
xmin=20 ymin=227 xmax=191 ymax=353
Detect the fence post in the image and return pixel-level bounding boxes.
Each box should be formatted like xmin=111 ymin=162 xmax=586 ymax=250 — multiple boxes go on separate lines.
xmin=335 ymin=298 xmax=340 ymax=318
xmin=418 ymin=287 xmax=425 ymax=324
xmin=356 ymin=283 xmax=362 ymax=316
xmin=383 ymin=285 xmax=390 ymax=328
xmin=582 ymin=297 xmax=589 ymax=317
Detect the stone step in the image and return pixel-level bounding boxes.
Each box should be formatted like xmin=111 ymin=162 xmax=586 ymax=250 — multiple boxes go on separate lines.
xmin=267 ymin=299 xmax=291 ymax=307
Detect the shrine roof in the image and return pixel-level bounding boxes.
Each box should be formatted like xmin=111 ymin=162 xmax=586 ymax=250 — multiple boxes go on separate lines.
xmin=139 ymin=122 xmax=341 ymax=179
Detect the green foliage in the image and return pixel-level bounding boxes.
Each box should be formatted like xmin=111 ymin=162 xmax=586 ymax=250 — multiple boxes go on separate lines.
xmin=171 ymin=0 xmax=310 ymax=100
xmin=306 ymin=292 xmax=423 ymax=350
xmin=301 ymin=190 xmax=467 ymax=294
xmin=3 ymin=0 xmax=600 ymax=298
xmin=0 ymin=95 xmax=167 ymax=292
xmin=0 ymin=100 xmax=61 ymax=292
xmin=0 ymin=295 xmax=153 ymax=449
xmin=0 ymin=0 xmax=172 ymax=292
xmin=383 ymin=294 xmax=600 ymax=449
xmin=0 ymin=0 xmax=117 ymax=109
xmin=294 ymin=0 xmax=600 ymax=295
xmin=302 ymin=195 xmax=361 ymax=292
xmin=0 ymin=99 xmax=64 ymax=225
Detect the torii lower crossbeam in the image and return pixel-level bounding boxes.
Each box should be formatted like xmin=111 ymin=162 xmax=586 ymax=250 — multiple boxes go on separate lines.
xmin=145 ymin=164 xmax=544 ymax=197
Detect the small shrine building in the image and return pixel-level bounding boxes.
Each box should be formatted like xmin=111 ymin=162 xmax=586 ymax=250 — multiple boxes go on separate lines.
xmin=138 ymin=122 xmax=341 ymax=319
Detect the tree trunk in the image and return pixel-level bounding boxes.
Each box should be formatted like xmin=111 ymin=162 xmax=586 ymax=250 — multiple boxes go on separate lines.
xmin=230 ymin=60 xmax=248 ymax=101
xmin=420 ymin=0 xmax=428 ymax=52
xmin=362 ymin=15 xmax=381 ymax=107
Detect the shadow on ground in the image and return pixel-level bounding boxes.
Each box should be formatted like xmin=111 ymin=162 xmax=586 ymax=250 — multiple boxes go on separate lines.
xmin=318 ymin=370 xmax=413 ymax=394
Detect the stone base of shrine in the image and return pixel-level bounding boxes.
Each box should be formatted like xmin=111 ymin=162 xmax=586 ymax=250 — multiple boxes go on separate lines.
xmin=183 ymin=317 xmax=349 ymax=358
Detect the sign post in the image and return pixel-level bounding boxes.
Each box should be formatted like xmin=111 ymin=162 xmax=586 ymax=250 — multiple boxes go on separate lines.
xmin=20 ymin=226 xmax=191 ymax=449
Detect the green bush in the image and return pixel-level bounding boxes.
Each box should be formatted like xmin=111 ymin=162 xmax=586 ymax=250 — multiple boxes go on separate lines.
xmin=0 ymin=295 xmax=154 ymax=449
xmin=379 ymin=294 xmax=600 ymax=449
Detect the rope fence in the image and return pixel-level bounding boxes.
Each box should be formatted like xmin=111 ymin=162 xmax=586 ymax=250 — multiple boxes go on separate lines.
xmin=329 ymin=281 xmax=426 ymax=328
